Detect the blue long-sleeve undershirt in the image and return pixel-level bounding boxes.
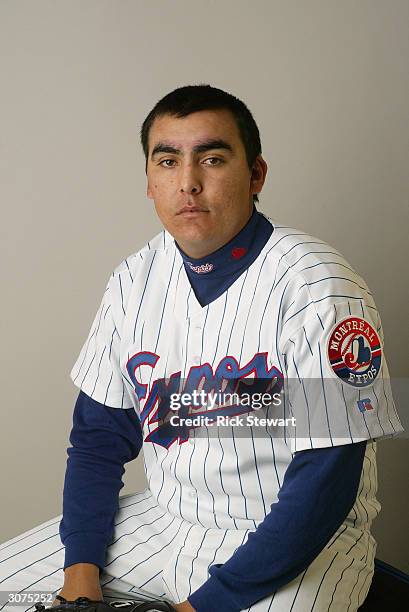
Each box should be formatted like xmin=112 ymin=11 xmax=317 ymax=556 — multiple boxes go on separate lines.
xmin=59 ymin=391 xmax=143 ymax=572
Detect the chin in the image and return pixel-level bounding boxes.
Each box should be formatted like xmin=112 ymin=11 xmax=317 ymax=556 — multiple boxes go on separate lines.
xmin=171 ymin=220 xmax=212 ymax=239
xmin=178 ymin=229 xmax=210 ymax=244
xmin=172 ymin=226 xmax=213 ymax=248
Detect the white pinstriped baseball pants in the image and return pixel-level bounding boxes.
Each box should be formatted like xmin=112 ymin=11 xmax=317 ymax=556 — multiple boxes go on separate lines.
xmin=0 ymin=488 xmax=375 ymax=612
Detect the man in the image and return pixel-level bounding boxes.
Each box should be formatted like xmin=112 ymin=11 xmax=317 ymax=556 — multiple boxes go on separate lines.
xmin=0 ymin=85 xmax=403 ymax=612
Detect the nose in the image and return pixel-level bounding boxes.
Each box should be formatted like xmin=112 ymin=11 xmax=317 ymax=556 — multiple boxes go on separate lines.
xmin=179 ymin=163 xmax=202 ymax=195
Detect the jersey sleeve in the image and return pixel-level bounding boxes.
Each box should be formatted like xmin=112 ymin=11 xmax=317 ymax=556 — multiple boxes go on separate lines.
xmin=70 ymin=276 xmax=134 ymax=409
xmin=280 ymin=298 xmax=404 ymax=453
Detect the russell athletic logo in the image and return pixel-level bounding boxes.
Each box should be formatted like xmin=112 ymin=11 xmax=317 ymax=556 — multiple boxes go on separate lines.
xmin=357 ymin=398 xmax=374 ymax=413
xmin=327 ymin=316 xmax=382 ymax=388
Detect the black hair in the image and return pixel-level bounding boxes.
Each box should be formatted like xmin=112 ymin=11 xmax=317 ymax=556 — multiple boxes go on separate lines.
xmin=140 ymin=84 xmax=262 ymax=203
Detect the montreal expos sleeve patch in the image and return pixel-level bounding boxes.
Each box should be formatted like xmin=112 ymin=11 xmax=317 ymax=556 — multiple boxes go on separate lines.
xmin=327 ymin=316 xmax=382 ymax=387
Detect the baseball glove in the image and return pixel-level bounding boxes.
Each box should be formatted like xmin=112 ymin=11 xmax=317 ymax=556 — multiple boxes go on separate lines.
xmin=34 ymin=594 xmax=176 ymax=611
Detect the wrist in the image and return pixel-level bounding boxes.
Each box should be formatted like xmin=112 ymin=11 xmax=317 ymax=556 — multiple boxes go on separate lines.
xmin=64 ymin=562 xmax=100 ymax=576
xmin=60 ymin=564 xmax=102 ymax=601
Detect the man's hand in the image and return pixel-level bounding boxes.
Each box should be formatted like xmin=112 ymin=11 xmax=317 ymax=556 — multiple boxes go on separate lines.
xmin=173 ymin=601 xmax=196 ymax=611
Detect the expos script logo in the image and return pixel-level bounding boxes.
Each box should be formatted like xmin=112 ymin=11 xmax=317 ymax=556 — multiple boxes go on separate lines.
xmin=186 ymin=261 xmax=214 ymax=273
xmin=126 ymin=352 xmax=283 ymax=448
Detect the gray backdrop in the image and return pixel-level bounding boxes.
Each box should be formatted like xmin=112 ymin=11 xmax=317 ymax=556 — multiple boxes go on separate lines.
xmin=1 ymin=0 xmax=408 ymax=573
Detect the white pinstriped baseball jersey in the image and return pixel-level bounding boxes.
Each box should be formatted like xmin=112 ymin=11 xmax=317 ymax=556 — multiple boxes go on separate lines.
xmin=68 ymin=213 xmax=403 ymax=606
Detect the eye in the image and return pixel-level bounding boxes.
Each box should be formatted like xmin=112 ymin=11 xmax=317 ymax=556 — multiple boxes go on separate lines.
xmin=158 ymin=159 xmax=177 ymax=168
xmin=203 ymin=157 xmax=223 ymax=166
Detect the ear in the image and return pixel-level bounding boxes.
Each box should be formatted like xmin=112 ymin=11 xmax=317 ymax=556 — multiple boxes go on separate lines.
xmin=250 ymin=155 xmax=268 ymax=196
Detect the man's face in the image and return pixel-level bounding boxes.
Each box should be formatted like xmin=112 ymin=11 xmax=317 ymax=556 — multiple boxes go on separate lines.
xmin=146 ymin=109 xmax=267 ymax=258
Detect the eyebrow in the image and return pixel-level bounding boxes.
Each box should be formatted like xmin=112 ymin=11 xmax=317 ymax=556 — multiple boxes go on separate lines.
xmin=150 ymin=139 xmax=233 ymax=159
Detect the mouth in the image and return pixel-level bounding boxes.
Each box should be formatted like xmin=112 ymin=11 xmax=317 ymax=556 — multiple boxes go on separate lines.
xmin=177 ymin=206 xmax=209 ymax=216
